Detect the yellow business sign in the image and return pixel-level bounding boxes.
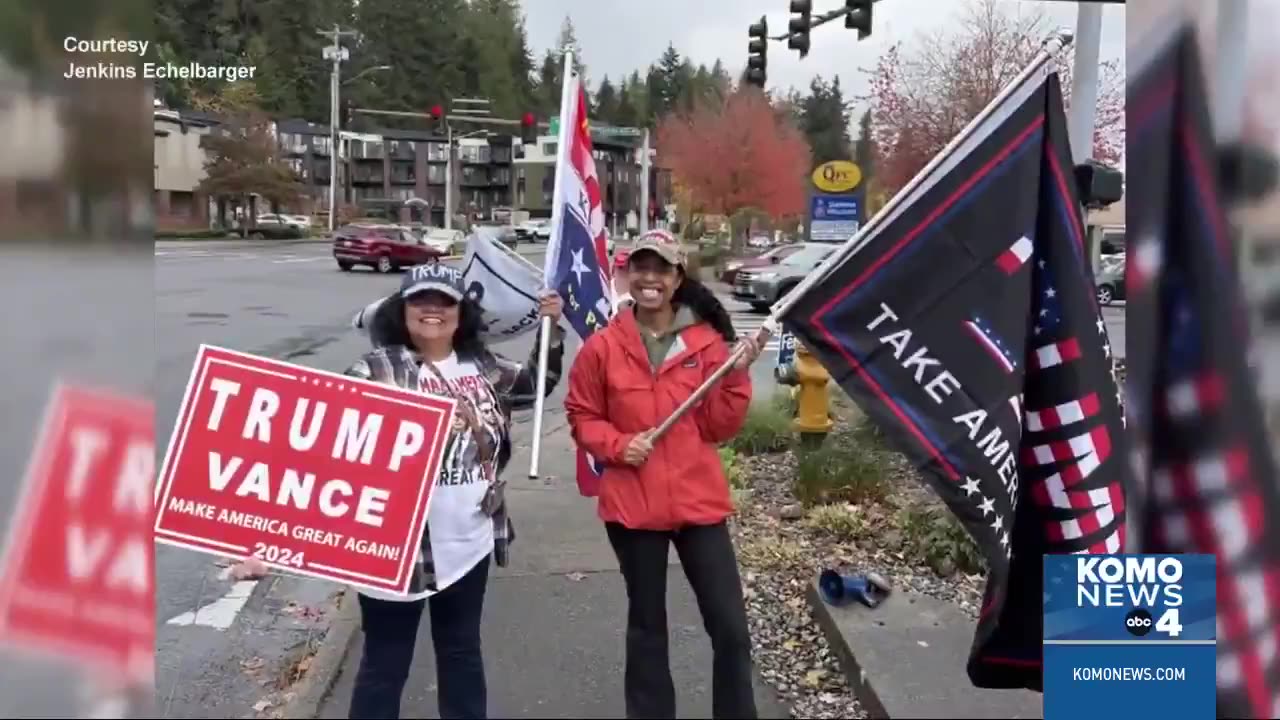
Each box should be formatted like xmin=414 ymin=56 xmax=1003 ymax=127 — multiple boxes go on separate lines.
xmin=811 ymin=161 xmax=862 ymax=193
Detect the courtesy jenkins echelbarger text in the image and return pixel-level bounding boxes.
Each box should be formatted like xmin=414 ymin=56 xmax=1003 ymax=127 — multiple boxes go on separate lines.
xmin=64 ymin=62 xmax=256 ymax=81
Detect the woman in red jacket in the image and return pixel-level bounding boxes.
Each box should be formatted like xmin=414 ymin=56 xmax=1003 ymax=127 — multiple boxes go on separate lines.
xmin=565 ymin=230 xmax=764 ymax=719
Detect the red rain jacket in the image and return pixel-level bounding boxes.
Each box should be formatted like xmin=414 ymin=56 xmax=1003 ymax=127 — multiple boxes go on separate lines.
xmin=564 ymin=309 xmax=752 ymax=530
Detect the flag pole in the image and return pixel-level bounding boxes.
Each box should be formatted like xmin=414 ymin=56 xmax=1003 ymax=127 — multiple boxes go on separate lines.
xmin=646 ymin=30 xmax=1074 ymax=438
xmin=528 ymin=49 xmax=578 ymax=478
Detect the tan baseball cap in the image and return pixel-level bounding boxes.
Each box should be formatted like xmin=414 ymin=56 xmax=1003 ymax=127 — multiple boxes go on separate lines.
xmin=630 ymin=229 xmax=685 ymax=268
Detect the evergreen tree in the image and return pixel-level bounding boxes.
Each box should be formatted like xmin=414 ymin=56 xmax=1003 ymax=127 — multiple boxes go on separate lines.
xmin=645 ymin=65 xmax=665 ymax=126
xmin=538 ymin=49 xmax=562 ymax=114
xmin=459 ymin=0 xmax=535 ymax=118
xmin=709 ymin=59 xmax=733 ymax=101
xmin=614 ymin=77 xmax=639 ymax=127
xmin=800 ymin=75 xmax=853 ymax=167
xmin=354 ymin=0 xmax=466 ymax=129
xmin=853 ymin=108 xmax=877 ymax=178
xmin=556 ymin=15 xmax=589 ymax=104
xmin=594 ymin=76 xmax=619 ymax=124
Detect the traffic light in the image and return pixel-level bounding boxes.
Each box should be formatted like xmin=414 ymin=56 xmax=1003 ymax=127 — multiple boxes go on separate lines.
xmin=788 ymin=0 xmax=812 ymax=58
xmin=427 ymin=104 xmax=444 ymax=134
xmin=520 ymin=112 xmax=538 ymax=144
xmin=746 ymin=16 xmax=768 ymax=88
xmin=845 ymin=0 xmax=872 ymax=40
xmin=1074 ymin=160 xmax=1124 ymax=209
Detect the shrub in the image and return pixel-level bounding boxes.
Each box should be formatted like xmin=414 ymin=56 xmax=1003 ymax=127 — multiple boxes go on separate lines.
xmin=897 ymin=504 xmax=985 ymax=577
xmin=803 ymin=504 xmax=866 ymax=541
xmin=792 ymin=422 xmax=890 ymax=506
xmin=719 ymin=446 xmax=746 ymax=489
xmin=730 ymin=392 xmax=795 ymax=455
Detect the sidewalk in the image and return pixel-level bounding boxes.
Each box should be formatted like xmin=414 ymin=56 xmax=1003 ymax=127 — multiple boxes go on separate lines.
xmin=312 ymin=414 xmax=790 ymax=719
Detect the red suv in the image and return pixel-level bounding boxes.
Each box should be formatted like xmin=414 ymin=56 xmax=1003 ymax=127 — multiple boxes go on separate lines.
xmin=332 ymin=224 xmax=442 ymax=273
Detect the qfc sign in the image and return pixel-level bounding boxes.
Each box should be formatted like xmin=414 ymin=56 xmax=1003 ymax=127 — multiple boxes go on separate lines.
xmin=807 ymin=161 xmax=865 ymax=244
xmin=811 ymin=161 xmax=862 ymax=193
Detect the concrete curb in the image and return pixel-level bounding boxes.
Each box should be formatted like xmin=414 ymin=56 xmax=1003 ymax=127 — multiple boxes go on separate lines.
xmin=278 ymin=588 xmax=361 ymax=719
xmin=805 ymin=582 xmax=891 ymax=719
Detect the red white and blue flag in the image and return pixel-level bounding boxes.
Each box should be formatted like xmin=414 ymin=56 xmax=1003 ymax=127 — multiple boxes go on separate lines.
xmin=1127 ymin=26 xmax=1280 ymax=718
xmin=780 ymin=69 xmax=1127 ymax=691
xmin=543 ymin=69 xmax=613 ymax=497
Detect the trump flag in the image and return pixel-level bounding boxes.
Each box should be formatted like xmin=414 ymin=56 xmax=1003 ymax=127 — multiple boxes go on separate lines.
xmin=543 ymin=68 xmax=612 ymax=497
xmin=1126 ymin=25 xmax=1280 ymax=718
xmin=780 ymin=69 xmax=1127 ymax=691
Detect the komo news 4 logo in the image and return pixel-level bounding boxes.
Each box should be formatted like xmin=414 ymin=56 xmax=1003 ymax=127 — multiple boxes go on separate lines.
xmin=1076 ymin=556 xmax=1185 ymax=638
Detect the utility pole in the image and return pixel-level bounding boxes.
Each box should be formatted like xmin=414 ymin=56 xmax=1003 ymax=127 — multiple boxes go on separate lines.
xmin=1067 ymin=3 xmax=1103 ymax=164
xmin=318 ymin=24 xmax=358 ymax=232
xmin=640 ymin=128 xmax=651 ymax=233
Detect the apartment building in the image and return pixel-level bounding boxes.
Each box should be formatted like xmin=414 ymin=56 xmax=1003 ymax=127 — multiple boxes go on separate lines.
xmin=153 ymin=108 xmax=219 ymax=230
xmin=276 ymin=119 xmax=515 ymax=226
xmin=513 ymin=130 xmax=671 ymax=235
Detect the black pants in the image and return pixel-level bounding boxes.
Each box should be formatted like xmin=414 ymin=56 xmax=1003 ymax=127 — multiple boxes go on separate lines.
xmin=606 ymin=521 xmax=758 ymax=720
xmin=348 ymin=555 xmax=491 ymax=720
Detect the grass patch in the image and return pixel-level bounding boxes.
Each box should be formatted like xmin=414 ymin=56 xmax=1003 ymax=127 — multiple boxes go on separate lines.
xmin=803 ymin=504 xmax=867 ymax=541
xmin=792 ymin=420 xmax=892 ymax=506
xmin=729 ymin=391 xmax=795 ymax=455
xmin=897 ymin=504 xmax=985 ymax=576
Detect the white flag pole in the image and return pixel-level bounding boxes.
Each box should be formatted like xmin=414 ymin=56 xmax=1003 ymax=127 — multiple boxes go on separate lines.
xmin=528 ymin=49 xmax=578 ymax=478
xmin=648 ymin=30 xmax=1075 ymax=439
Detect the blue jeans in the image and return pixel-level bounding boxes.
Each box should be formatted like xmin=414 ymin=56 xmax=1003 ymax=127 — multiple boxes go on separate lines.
xmin=348 ymin=555 xmax=490 ymax=719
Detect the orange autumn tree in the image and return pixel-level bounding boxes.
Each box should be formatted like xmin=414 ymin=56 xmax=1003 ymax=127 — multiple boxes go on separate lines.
xmin=657 ymin=87 xmax=811 ymax=248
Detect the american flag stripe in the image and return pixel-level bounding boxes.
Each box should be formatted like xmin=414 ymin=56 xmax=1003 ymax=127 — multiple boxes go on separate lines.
xmin=1164 ymin=373 xmax=1225 ymax=418
xmin=995 ymin=235 xmax=1034 ymax=274
xmin=1031 ymin=338 xmax=1082 ymax=368
xmin=1026 ymin=392 xmax=1100 ymax=431
xmin=1023 ymin=426 xmax=1113 ymax=471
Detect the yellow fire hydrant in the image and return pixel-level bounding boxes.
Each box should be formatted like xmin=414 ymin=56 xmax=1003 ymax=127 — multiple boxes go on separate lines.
xmin=775 ymin=341 xmax=833 ymax=447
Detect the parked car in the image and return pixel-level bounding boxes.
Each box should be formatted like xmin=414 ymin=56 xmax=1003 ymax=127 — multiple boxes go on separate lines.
xmin=516 ymin=220 xmax=552 ymax=242
xmin=720 ymin=244 xmax=803 ymax=285
xmin=421 ymin=227 xmax=466 ymax=256
xmin=733 ymin=242 xmax=838 ymax=311
xmin=332 ymin=223 xmax=443 ymax=273
xmin=1095 ymin=254 xmax=1126 ymax=305
xmin=249 ymin=214 xmax=305 ymax=239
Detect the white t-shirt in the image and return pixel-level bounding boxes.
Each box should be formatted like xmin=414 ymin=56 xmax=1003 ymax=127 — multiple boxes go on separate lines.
xmin=358 ymin=352 xmax=502 ymax=602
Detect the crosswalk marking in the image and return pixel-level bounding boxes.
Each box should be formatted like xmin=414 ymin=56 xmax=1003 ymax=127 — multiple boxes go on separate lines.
xmin=730 ymin=311 xmax=779 ymax=351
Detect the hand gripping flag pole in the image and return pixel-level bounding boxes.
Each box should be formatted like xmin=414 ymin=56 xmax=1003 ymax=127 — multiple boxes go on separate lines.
xmin=529 ymin=50 xmax=579 ymax=478
xmin=649 ymin=30 xmax=1075 ymax=440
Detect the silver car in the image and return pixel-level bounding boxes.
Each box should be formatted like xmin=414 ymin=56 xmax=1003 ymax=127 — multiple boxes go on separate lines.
xmin=732 ymin=242 xmax=838 ymax=311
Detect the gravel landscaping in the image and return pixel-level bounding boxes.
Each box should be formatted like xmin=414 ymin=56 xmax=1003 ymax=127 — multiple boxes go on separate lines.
xmin=723 ymin=396 xmax=988 ymax=719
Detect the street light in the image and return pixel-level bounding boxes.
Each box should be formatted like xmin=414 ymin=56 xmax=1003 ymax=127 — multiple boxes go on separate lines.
xmin=343 ymin=64 xmax=391 ymax=86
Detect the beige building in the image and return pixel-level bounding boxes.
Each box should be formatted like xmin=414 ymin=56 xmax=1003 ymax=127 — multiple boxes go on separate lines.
xmin=153 ymin=108 xmax=215 ymax=229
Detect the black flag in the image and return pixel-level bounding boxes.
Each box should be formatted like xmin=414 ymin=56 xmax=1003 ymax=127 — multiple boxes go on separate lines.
xmin=781 ymin=71 xmax=1126 ymax=691
xmin=1127 ymin=25 xmax=1280 ymax=719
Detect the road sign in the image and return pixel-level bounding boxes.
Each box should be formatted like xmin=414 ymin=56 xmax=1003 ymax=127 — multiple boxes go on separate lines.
xmin=811 ymin=160 xmax=863 ymax=193
xmin=776 ymin=328 xmax=798 ymax=369
xmin=153 ymin=345 xmax=457 ymax=596
xmin=0 ymin=383 xmax=156 ymax=682
xmin=549 ymin=116 xmax=560 ymax=136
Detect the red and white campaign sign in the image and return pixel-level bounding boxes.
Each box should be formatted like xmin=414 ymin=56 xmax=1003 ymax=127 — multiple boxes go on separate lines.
xmin=0 ymin=383 xmax=156 ymax=682
xmin=154 ymin=345 xmax=455 ymax=596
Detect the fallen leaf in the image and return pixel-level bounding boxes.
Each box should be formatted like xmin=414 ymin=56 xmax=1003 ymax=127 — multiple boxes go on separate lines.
xmin=804 ymin=669 xmax=827 ymax=687
xmin=252 ymin=699 xmax=272 ymax=712
xmin=296 ymin=656 xmax=312 ymax=674
xmin=566 ymin=572 xmax=586 ymax=582
xmin=917 ymin=640 xmax=930 ymax=648
xmin=241 ymin=657 xmax=266 ymax=672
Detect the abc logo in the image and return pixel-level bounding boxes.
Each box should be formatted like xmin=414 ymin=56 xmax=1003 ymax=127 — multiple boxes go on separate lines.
xmin=1125 ymin=608 xmax=1154 ymax=636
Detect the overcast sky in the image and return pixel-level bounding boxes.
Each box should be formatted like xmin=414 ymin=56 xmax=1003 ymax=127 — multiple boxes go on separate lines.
xmin=521 ymin=0 xmax=1125 ymax=109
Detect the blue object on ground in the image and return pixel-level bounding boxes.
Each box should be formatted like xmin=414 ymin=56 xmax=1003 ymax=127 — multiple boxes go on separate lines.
xmin=819 ymin=569 xmax=892 ymax=608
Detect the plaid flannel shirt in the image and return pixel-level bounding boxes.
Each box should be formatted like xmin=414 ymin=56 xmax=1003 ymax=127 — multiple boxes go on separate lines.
xmin=343 ymin=325 xmax=564 ymax=593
